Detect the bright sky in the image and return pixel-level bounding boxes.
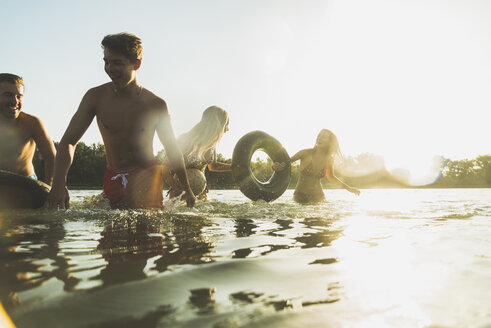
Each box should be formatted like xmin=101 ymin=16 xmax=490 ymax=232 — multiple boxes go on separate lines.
xmin=2 ymin=0 xmax=490 ymax=179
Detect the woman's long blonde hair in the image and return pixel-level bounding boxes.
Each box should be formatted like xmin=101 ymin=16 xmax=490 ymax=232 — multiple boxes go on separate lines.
xmin=178 ymin=106 xmax=229 ymax=161
xmin=317 ymin=129 xmax=343 ymax=161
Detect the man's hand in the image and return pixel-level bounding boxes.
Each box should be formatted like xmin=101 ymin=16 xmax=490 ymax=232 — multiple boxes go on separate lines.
xmin=45 ymin=186 xmax=70 ymax=209
xmin=182 ymin=191 xmax=196 ymax=207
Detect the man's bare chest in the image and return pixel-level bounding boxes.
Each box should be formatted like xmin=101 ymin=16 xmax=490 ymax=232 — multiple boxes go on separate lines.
xmin=0 ymin=126 xmax=33 ymax=157
xmin=95 ymin=99 xmax=157 ymax=135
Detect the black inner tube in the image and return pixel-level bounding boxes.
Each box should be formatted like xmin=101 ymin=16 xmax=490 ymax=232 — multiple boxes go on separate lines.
xmin=232 ymin=131 xmax=291 ymax=202
xmin=0 ymin=170 xmax=50 ymax=209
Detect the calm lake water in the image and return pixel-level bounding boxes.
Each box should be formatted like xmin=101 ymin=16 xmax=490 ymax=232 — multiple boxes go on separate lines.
xmin=0 ymin=188 xmax=490 ymax=328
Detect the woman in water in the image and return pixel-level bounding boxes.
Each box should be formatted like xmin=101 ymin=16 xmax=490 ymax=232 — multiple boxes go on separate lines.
xmin=273 ymin=129 xmax=360 ymax=203
xmin=162 ymin=106 xmax=232 ymax=199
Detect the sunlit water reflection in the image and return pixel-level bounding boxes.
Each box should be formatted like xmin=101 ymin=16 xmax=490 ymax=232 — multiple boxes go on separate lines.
xmin=0 ymin=189 xmax=490 ymax=327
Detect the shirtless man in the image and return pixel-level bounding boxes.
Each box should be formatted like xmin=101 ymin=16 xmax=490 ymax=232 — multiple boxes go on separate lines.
xmin=45 ymin=33 xmax=196 ymax=209
xmin=0 ymin=73 xmax=56 ymax=185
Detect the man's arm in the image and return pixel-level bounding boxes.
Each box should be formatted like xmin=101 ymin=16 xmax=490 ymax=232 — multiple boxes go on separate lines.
xmin=31 ymin=116 xmax=56 ymax=185
xmin=155 ymin=102 xmax=195 ymax=207
xmin=45 ymin=90 xmax=97 ymax=208
xmin=161 ymin=160 xmax=183 ymax=195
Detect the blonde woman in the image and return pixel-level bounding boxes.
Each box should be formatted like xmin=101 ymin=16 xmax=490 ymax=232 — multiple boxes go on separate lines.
xmin=163 ymin=106 xmax=231 ymax=199
xmin=273 ymin=129 xmax=360 ymax=203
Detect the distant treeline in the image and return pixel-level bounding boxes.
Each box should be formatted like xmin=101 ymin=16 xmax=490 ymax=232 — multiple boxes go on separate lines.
xmin=433 ymin=155 xmax=491 ymax=188
xmin=33 ymin=142 xmax=491 ymax=189
xmin=34 ymin=142 xmax=106 ymax=188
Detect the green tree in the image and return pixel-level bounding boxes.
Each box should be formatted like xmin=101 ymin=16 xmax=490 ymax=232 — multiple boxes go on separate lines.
xmin=69 ymin=142 xmax=107 ymax=187
xmin=474 ymin=155 xmax=491 ymax=186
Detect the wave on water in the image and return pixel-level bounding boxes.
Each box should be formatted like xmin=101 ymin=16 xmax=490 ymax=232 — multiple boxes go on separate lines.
xmin=60 ymin=193 xmax=349 ymax=224
xmin=3 ymin=189 xmax=489 ymax=224
xmin=1 ymin=189 xmax=491 ymax=328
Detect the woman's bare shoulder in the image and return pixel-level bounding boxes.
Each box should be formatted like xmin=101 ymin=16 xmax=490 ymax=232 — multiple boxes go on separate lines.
xmin=296 ymin=148 xmax=312 ymax=157
xmin=291 ymin=148 xmax=312 ymax=161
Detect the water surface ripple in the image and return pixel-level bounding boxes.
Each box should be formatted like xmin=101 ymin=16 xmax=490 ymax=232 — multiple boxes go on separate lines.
xmin=1 ymin=189 xmax=490 ymax=327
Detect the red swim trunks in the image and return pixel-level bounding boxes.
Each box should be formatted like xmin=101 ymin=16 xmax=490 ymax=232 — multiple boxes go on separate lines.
xmin=102 ymin=160 xmax=164 ymax=209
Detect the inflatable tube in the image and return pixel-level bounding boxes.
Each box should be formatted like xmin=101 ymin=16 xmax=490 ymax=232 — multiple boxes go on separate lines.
xmin=186 ymin=168 xmax=207 ymax=196
xmin=232 ymin=130 xmax=291 ymax=202
xmin=0 ymin=170 xmax=50 ymax=209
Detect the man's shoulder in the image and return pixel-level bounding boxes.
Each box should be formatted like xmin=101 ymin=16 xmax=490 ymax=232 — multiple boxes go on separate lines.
xmin=86 ymin=83 xmax=112 ymax=96
xmin=141 ymin=88 xmax=168 ymax=113
xmin=15 ymin=112 xmax=46 ymax=135
xmin=18 ymin=112 xmax=42 ymax=125
xmin=80 ymin=84 xmax=113 ymax=111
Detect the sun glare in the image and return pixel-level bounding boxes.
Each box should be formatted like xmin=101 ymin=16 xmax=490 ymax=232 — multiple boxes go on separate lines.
xmin=384 ymin=153 xmax=443 ymax=186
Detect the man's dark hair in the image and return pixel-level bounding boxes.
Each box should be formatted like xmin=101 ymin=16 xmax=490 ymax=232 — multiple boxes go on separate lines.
xmin=101 ymin=32 xmax=143 ymax=63
xmin=0 ymin=73 xmax=24 ymax=87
